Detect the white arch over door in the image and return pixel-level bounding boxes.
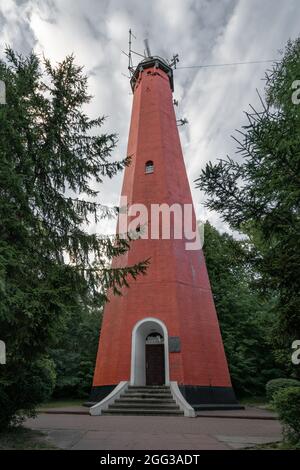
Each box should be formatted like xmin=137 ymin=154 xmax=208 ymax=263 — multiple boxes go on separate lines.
xmin=130 ymin=317 xmax=170 ymax=386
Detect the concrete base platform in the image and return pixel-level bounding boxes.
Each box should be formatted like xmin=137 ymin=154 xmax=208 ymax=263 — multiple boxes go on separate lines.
xmin=38 ymin=405 xmax=277 ymax=420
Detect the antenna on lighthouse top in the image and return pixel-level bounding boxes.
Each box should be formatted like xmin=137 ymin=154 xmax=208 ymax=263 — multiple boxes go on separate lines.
xmin=122 ymin=29 xmax=148 ymax=78
xmin=144 ymin=38 xmax=152 ymax=58
xmin=169 ymin=53 xmax=179 ymax=69
xmin=127 ymin=28 xmax=135 ymax=76
xmin=122 ymin=29 xmax=178 ymax=92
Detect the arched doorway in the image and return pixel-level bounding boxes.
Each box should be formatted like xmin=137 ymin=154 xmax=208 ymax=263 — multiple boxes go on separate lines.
xmin=130 ymin=318 xmax=170 ymax=386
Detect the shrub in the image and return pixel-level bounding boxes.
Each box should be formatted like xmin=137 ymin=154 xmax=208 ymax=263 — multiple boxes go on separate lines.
xmin=0 ymin=356 xmax=56 ymax=430
xmin=273 ymin=387 xmax=300 ymax=444
xmin=266 ymin=378 xmax=300 ymax=401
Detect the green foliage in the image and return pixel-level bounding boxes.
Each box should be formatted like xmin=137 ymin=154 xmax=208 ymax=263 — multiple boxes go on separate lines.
xmin=266 ymin=378 xmax=300 ymax=401
xmin=0 ymin=49 xmax=148 ymax=429
xmin=0 ymin=356 xmax=56 ymax=429
xmin=196 ymin=37 xmax=300 ymax=374
xmin=0 ymin=427 xmax=58 ymax=450
xmin=203 ymin=222 xmax=282 ymax=396
xmin=50 ymin=305 xmax=102 ymax=398
xmin=273 ymin=387 xmax=300 ymax=445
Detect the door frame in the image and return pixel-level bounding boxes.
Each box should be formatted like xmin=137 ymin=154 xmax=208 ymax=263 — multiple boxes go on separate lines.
xmin=130 ymin=317 xmax=170 ymax=386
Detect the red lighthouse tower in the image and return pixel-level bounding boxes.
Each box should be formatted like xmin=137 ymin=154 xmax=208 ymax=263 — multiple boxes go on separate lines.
xmin=90 ymin=50 xmax=239 ymax=413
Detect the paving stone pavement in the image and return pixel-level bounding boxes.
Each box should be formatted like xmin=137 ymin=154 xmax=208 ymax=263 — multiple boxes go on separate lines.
xmin=24 ymin=412 xmax=282 ymax=450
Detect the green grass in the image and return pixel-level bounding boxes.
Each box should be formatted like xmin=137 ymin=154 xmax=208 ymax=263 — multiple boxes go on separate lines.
xmin=239 ymin=396 xmax=275 ymax=410
xmin=250 ymin=440 xmax=300 ymax=450
xmin=0 ymin=427 xmax=58 ymax=450
xmin=239 ymin=396 xmax=267 ymax=405
xmin=38 ymin=398 xmax=84 ymax=409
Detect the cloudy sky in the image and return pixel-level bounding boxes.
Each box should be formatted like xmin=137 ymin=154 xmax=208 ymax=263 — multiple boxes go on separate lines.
xmin=1 ymin=0 xmax=299 ymax=235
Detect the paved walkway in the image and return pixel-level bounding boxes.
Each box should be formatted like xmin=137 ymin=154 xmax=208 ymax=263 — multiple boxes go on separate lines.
xmin=197 ymin=406 xmax=278 ymax=420
xmin=25 ymin=410 xmax=282 ymax=450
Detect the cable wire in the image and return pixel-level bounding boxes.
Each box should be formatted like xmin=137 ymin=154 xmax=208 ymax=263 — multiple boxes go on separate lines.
xmin=176 ymin=59 xmax=276 ymax=70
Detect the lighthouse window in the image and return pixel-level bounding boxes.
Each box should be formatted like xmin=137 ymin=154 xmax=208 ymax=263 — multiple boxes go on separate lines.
xmin=146 ymin=333 xmax=164 ymax=344
xmin=145 ymin=160 xmax=154 ymax=174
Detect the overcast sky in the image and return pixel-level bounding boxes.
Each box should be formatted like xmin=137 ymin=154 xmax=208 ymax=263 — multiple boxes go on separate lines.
xmin=1 ymin=0 xmax=299 ymax=235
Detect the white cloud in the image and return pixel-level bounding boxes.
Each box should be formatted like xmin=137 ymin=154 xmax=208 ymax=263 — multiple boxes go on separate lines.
xmin=0 ymin=0 xmax=299 ymax=235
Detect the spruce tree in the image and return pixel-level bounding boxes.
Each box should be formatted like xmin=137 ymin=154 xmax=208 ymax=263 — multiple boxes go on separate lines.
xmin=196 ymin=38 xmax=300 ymax=375
xmin=0 ymin=49 xmax=148 ymax=428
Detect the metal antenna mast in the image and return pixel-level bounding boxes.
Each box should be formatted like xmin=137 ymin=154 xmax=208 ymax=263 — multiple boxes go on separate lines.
xmin=169 ymin=53 xmax=179 ymax=69
xmin=121 ymin=29 xmax=180 ymax=96
xmin=122 ymin=29 xmax=148 ymax=78
xmin=144 ymin=38 xmax=152 ymax=58
xmin=128 ymin=29 xmax=135 ymax=76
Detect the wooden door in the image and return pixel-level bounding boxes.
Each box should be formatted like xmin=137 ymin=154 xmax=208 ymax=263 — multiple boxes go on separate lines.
xmin=145 ymin=344 xmax=165 ymax=385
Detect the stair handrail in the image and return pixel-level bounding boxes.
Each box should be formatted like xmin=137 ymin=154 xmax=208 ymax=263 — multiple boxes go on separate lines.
xmin=170 ymin=381 xmax=196 ymax=417
xmin=90 ymin=381 xmax=129 ymax=416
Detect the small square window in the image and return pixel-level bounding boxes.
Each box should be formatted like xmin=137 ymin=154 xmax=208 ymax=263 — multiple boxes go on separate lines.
xmin=145 ymin=160 xmax=154 ymax=174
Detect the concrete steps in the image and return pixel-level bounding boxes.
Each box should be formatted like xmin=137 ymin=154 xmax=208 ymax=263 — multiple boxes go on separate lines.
xmin=127 ymin=385 xmax=170 ymax=393
xmin=102 ymin=408 xmax=183 ymax=416
xmin=102 ymin=385 xmax=184 ymax=416
xmin=121 ymin=393 xmax=173 ymax=400
xmin=114 ymin=399 xmax=175 ymax=405
xmin=111 ymin=402 xmax=179 ymax=409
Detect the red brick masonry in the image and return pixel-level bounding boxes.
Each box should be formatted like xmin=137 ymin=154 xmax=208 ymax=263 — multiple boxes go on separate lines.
xmin=92 ymin=59 xmax=236 ymax=406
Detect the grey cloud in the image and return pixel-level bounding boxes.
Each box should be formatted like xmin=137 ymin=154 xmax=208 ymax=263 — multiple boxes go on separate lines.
xmin=0 ymin=0 xmax=299 ymax=235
